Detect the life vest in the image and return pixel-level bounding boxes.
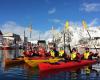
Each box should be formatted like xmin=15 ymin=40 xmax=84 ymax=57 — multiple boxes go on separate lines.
xmin=71 ymin=52 xmax=77 ymax=60
xmin=50 ymin=50 xmax=55 ymax=57
xmin=84 ymin=52 xmax=90 ymax=59
xmin=59 ymin=50 xmax=64 ymax=56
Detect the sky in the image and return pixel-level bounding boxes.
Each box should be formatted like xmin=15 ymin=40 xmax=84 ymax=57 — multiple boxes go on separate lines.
xmin=0 ymin=0 xmax=100 ymax=40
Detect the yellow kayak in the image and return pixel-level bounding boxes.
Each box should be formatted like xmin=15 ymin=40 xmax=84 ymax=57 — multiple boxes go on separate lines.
xmin=24 ymin=57 xmax=63 ymax=67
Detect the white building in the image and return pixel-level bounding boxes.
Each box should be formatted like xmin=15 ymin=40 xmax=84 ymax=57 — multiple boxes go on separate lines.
xmin=3 ymin=32 xmax=21 ymax=46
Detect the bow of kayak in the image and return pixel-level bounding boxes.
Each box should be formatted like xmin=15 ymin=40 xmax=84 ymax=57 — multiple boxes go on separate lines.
xmin=39 ymin=60 xmax=97 ymax=71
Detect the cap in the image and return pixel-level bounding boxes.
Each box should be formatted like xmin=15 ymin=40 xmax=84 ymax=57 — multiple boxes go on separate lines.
xmin=72 ymin=48 xmax=76 ymax=51
xmin=85 ymin=47 xmax=89 ymax=50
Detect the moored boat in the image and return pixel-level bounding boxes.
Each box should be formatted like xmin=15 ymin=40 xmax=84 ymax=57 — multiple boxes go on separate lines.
xmin=39 ymin=60 xmax=97 ymax=71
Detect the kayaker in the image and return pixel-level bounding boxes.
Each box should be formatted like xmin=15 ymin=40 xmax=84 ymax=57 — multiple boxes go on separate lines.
xmin=23 ymin=49 xmax=33 ymax=57
xmin=70 ymin=48 xmax=81 ymax=61
xmin=38 ymin=46 xmax=46 ymax=57
xmin=53 ymin=47 xmax=59 ymax=57
xmin=82 ymin=47 xmax=98 ymax=60
xmin=32 ymin=47 xmax=39 ymax=56
xmin=49 ymin=48 xmax=55 ymax=57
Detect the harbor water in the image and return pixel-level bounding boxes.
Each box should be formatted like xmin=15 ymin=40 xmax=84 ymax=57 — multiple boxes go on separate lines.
xmin=0 ymin=49 xmax=100 ymax=80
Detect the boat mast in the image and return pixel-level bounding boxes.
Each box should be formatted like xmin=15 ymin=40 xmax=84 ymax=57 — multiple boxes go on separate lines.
xmin=82 ymin=20 xmax=98 ymax=53
xmin=29 ymin=24 xmax=32 ymax=38
xmin=51 ymin=26 xmax=55 ymax=43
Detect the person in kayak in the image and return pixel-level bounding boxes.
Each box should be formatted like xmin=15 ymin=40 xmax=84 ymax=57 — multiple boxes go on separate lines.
xmin=81 ymin=47 xmax=98 ymax=60
xmin=38 ymin=46 xmax=46 ymax=57
xmin=49 ymin=47 xmax=59 ymax=58
xmin=23 ymin=49 xmax=33 ymax=57
xmin=70 ymin=48 xmax=81 ymax=61
xmin=49 ymin=48 xmax=55 ymax=57
xmin=32 ymin=47 xmax=39 ymax=56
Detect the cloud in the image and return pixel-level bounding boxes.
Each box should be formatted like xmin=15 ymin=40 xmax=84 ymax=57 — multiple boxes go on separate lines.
xmin=0 ymin=21 xmax=54 ymax=41
xmin=0 ymin=20 xmax=100 ymax=46
xmin=81 ymin=3 xmax=100 ymax=12
xmin=48 ymin=19 xmax=66 ymax=28
xmin=48 ymin=8 xmax=56 ymax=14
xmin=49 ymin=19 xmax=61 ymax=23
xmin=88 ymin=18 xmax=99 ymax=27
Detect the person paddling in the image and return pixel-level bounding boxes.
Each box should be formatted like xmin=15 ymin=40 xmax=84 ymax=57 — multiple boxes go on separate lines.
xmin=81 ymin=47 xmax=98 ymax=60
xmin=23 ymin=49 xmax=33 ymax=57
xmin=70 ymin=48 xmax=81 ymax=61
xmin=49 ymin=47 xmax=59 ymax=58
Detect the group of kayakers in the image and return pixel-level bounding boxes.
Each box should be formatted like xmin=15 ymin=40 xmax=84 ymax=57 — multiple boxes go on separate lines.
xmin=23 ymin=46 xmax=99 ymax=61
xmin=68 ymin=47 xmax=98 ymax=61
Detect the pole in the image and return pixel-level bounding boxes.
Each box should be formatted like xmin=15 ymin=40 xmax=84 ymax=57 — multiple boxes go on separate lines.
xmin=53 ymin=34 xmax=54 ymax=43
xmin=67 ymin=29 xmax=71 ymax=53
xmin=86 ymin=30 xmax=98 ymax=53
xmin=30 ymin=32 xmax=31 ymax=38
xmin=64 ymin=32 xmax=65 ymax=53
xmin=39 ymin=32 xmax=40 ymax=40
xmin=14 ymin=35 xmax=16 ymax=58
xmin=23 ymin=30 xmax=26 ymax=50
xmin=24 ymin=30 xmax=25 ymax=42
xmin=29 ymin=24 xmax=32 ymax=38
xmin=52 ymin=26 xmax=54 ymax=43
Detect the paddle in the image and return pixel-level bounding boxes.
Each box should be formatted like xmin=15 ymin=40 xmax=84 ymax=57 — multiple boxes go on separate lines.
xmin=82 ymin=21 xmax=99 ymax=57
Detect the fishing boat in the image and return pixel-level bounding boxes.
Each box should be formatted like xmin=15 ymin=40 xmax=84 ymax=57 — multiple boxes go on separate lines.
xmin=24 ymin=57 xmax=64 ymax=67
xmin=39 ymin=60 xmax=97 ymax=71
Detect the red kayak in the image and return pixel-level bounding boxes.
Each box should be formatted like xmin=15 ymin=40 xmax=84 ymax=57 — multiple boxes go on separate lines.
xmin=39 ymin=60 xmax=97 ymax=71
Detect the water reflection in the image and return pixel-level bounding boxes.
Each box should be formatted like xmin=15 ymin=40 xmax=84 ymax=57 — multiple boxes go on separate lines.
xmin=39 ymin=65 xmax=100 ymax=80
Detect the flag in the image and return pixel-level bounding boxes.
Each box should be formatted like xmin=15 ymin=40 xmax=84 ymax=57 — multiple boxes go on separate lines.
xmin=82 ymin=20 xmax=88 ymax=30
xmin=51 ymin=26 xmax=54 ymax=31
xmin=29 ymin=24 xmax=32 ymax=32
xmin=65 ymin=21 xmax=69 ymax=30
xmin=28 ymin=24 xmax=32 ymax=38
xmin=51 ymin=26 xmax=55 ymax=33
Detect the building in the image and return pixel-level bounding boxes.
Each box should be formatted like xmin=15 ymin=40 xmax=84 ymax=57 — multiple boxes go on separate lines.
xmin=3 ymin=32 xmax=21 ymax=47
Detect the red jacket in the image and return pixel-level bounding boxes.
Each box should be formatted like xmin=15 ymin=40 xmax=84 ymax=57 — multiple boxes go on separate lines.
xmin=38 ymin=47 xmax=46 ymax=56
xmin=23 ymin=51 xmax=33 ymax=57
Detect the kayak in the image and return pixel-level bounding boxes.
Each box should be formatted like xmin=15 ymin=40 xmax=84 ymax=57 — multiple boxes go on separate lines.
xmin=39 ymin=66 xmax=86 ymax=78
xmin=4 ymin=57 xmax=24 ymax=66
xmin=24 ymin=57 xmax=64 ymax=67
xmin=39 ymin=60 xmax=97 ymax=71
